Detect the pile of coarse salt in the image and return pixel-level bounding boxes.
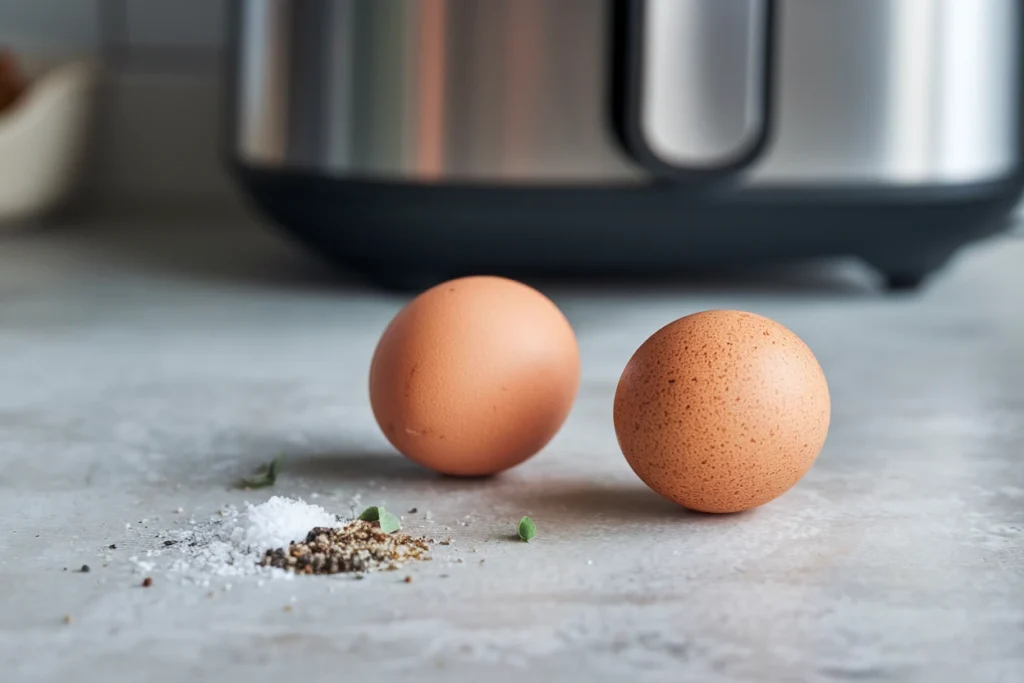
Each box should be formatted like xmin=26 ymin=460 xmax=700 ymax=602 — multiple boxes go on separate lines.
xmin=157 ymin=496 xmax=344 ymax=585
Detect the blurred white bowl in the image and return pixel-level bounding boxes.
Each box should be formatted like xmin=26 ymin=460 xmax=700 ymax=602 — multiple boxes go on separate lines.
xmin=0 ymin=57 xmax=98 ymax=227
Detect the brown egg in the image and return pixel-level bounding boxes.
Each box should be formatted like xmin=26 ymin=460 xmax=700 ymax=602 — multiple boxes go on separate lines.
xmin=614 ymin=310 xmax=830 ymax=513
xmin=370 ymin=276 xmax=579 ymax=476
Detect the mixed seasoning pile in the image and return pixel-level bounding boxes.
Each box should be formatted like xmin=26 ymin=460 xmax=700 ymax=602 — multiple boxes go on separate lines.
xmin=260 ymin=519 xmax=431 ymax=575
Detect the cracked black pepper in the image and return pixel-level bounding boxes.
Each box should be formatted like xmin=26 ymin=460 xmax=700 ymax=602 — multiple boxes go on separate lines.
xmin=259 ymin=520 xmax=431 ymax=575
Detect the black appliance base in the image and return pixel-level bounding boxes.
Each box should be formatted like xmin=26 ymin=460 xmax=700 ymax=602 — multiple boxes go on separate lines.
xmin=236 ymin=168 xmax=1022 ymax=292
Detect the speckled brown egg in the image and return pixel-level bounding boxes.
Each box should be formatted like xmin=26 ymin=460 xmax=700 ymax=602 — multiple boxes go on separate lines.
xmin=613 ymin=310 xmax=830 ymax=513
xmin=369 ymin=276 xmax=579 ymax=477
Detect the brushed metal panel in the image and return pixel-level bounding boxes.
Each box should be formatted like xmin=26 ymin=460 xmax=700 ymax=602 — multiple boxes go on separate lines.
xmin=747 ymin=0 xmax=1021 ymax=185
xmin=232 ymin=0 xmax=1020 ymax=187
xmin=234 ymin=0 xmax=639 ymax=182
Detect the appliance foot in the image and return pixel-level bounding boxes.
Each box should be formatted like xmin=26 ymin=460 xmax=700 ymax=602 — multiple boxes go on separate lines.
xmin=882 ymin=270 xmax=929 ymax=292
xmin=867 ymin=249 xmax=954 ymax=293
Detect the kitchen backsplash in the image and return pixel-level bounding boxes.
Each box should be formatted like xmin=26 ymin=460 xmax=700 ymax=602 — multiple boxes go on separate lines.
xmin=0 ymin=0 xmax=237 ymax=206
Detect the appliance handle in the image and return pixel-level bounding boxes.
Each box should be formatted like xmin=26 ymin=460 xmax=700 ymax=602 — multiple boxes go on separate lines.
xmin=613 ymin=0 xmax=775 ymax=181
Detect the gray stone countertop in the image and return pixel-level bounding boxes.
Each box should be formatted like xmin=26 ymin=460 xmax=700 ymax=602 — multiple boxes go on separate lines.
xmin=0 ymin=217 xmax=1021 ymax=683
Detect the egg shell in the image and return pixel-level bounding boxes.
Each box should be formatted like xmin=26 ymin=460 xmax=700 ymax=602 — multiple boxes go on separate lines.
xmin=370 ymin=276 xmax=579 ymax=476
xmin=614 ymin=310 xmax=830 ymax=513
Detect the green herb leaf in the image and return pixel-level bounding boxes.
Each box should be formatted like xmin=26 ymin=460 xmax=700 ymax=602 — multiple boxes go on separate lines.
xmin=238 ymin=457 xmax=281 ymax=489
xmin=518 ymin=516 xmax=536 ymax=542
xmin=378 ymin=510 xmax=402 ymax=534
xmin=358 ymin=506 xmax=381 ymax=522
xmin=358 ymin=506 xmax=401 ymax=533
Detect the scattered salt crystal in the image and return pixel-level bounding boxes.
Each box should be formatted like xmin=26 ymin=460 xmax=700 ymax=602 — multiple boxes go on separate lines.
xmin=112 ymin=498 xmax=355 ymax=587
xmin=159 ymin=497 xmax=344 ymax=584
xmin=175 ymin=508 xmax=184 ymax=514
xmin=125 ymin=523 xmax=131 ymax=530
xmin=310 ymin=493 xmax=319 ymax=499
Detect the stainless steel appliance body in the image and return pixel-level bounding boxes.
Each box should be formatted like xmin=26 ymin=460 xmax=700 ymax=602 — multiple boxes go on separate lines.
xmin=228 ymin=0 xmax=1024 ymax=289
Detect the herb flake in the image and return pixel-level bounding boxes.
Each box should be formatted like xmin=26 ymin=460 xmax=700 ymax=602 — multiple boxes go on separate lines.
xmin=357 ymin=506 xmax=401 ymax=534
xmin=238 ymin=457 xmax=281 ymax=489
xmin=358 ymin=506 xmax=381 ymax=522
xmin=378 ymin=510 xmax=401 ymax=534
xmin=518 ymin=516 xmax=536 ymax=542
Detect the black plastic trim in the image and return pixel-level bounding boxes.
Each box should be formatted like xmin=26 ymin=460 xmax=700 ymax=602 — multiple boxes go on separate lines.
xmin=233 ymin=166 xmax=1022 ymax=290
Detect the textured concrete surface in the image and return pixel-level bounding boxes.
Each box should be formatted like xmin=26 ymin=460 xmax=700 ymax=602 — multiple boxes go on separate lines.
xmin=0 ymin=218 xmax=1022 ymax=683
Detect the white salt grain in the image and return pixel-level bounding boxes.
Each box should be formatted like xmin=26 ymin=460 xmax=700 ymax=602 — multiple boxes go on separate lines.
xmin=239 ymin=496 xmax=339 ymax=552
